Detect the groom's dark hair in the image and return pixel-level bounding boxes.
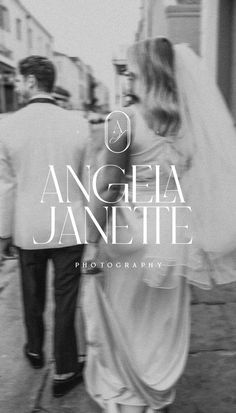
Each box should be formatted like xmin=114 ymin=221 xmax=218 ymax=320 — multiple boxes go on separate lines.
xmin=19 ymin=55 xmax=56 ymax=93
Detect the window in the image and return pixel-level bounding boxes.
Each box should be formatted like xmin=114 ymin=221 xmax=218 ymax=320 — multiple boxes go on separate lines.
xmin=27 ymin=28 xmax=33 ymax=49
xmin=0 ymin=6 xmax=10 ymax=32
xmin=16 ymin=18 xmax=22 ymax=40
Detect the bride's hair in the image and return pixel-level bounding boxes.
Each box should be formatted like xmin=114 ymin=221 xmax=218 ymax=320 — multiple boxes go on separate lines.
xmin=127 ymin=37 xmax=181 ymax=137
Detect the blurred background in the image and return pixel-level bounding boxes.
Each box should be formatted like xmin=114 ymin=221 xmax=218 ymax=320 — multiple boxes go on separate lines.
xmin=1 ymin=3 xmax=236 ymax=412
xmin=0 ymin=0 xmax=140 ymax=115
xmin=0 ymin=0 xmax=236 ymax=119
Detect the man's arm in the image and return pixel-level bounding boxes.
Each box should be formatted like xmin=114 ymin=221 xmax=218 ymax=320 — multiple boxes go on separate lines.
xmin=0 ymin=136 xmax=15 ymax=260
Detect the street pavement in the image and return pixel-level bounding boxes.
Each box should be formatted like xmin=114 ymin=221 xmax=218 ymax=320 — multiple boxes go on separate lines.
xmin=0 ymin=259 xmax=236 ymax=413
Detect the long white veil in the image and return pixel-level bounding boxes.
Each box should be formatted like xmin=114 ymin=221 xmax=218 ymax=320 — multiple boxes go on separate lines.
xmin=174 ymin=44 xmax=236 ymax=261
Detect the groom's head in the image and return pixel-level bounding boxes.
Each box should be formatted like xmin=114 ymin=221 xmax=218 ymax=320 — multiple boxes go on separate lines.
xmin=15 ymin=55 xmax=56 ymax=100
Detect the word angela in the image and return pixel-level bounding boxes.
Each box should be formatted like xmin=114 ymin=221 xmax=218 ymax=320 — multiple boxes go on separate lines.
xmin=33 ymin=164 xmax=193 ymax=245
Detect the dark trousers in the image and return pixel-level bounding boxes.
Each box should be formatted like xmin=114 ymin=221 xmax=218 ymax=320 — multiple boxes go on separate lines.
xmin=17 ymin=245 xmax=84 ymax=374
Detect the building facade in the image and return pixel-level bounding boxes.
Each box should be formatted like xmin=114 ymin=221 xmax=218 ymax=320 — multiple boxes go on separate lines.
xmin=112 ymin=44 xmax=129 ymax=108
xmin=201 ymin=0 xmax=236 ymax=120
xmin=0 ymin=0 xmax=53 ymax=112
xmin=136 ymin=0 xmax=201 ymax=53
xmin=134 ymin=0 xmax=236 ymax=121
xmin=94 ymin=80 xmax=110 ymax=113
xmin=84 ymin=64 xmax=95 ymax=111
xmin=54 ymin=53 xmax=108 ymax=112
xmin=54 ymin=52 xmax=81 ymax=110
xmin=113 ymin=1 xmax=201 ymax=108
xmin=0 ymin=0 xmax=109 ymax=114
xmin=70 ymin=56 xmax=89 ymax=111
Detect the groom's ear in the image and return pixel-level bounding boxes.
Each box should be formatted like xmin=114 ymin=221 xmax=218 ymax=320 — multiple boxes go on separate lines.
xmin=26 ymin=74 xmax=37 ymax=90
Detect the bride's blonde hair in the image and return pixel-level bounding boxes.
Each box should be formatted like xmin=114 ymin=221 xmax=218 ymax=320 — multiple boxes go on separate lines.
xmin=127 ymin=37 xmax=180 ymax=137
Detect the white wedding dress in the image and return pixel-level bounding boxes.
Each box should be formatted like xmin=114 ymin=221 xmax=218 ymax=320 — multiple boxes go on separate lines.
xmin=82 ymin=104 xmax=192 ymax=411
xmin=82 ymin=44 xmax=236 ymax=412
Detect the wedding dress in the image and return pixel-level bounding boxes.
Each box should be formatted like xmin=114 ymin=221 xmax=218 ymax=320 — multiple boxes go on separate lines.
xmin=82 ymin=44 xmax=236 ymax=412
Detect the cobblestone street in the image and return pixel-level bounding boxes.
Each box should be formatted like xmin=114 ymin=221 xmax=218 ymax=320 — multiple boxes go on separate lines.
xmin=0 ymin=259 xmax=236 ymax=413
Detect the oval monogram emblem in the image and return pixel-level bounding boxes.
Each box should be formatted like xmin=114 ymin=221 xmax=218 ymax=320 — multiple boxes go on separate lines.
xmin=104 ymin=110 xmax=131 ymax=153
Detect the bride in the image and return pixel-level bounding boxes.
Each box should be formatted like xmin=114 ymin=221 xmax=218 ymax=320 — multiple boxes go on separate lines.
xmin=81 ymin=37 xmax=236 ymax=413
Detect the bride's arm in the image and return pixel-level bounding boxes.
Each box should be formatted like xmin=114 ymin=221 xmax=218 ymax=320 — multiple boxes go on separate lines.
xmin=87 ymin=112 xmax=130 ymax=243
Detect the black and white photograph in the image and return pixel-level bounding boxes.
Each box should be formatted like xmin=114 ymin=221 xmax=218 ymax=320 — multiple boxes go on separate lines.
xmin=1 ymin=1 xmax=236 ymax=412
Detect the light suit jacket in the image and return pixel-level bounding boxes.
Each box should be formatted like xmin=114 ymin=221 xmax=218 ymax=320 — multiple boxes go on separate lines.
xmin=0 ymin=101 xmax=90 ymax=249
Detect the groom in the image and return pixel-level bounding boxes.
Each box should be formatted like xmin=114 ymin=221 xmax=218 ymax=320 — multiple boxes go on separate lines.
xmin=0 ymin=56 xmax=88 ymax=397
